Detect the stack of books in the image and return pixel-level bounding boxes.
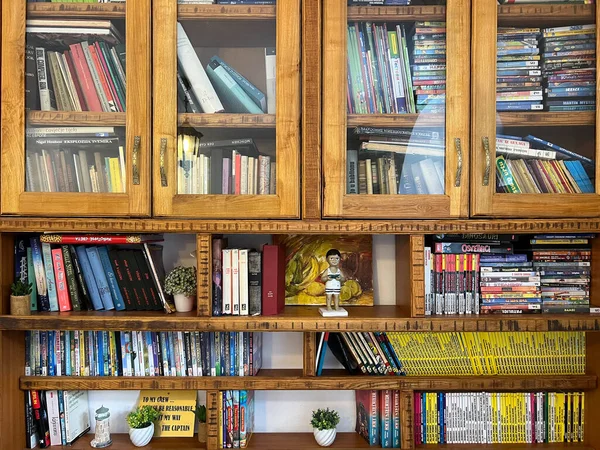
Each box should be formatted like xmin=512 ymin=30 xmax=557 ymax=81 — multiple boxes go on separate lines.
xmin=411 ymin=21 xmax=446 ymax=113
xmin=26 ymin=126 xmax=125 ymax=193
xmin=531 ymin=234 xmax=594 ymax=313
xmin=498 ymin=1 xmax=594 ymax=4
xmin=218 ymin=390 xmax=255 ymax=448
xmin=355 ymin=390 xmax=401 ymax=448
xmin=414 ymin=391 xmax=585 ymax=445
xmin=176 ymin=133 xmax=275 ymax=195
xmin=541 ymin=24 xmax=596 ymax=112
xmin=495 ymin=134 xmax=594 ymax=194
xmin=25 ymin=20 xmax=125 ymax=112
xmin=496 ymin=27 xmax=543 ymax=111
xmin=26 ymin=330 xmax=262 ymax=377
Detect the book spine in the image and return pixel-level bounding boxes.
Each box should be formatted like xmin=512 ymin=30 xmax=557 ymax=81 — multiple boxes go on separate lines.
xmin=51 ymin=248 xmax=72 ymax=311
xmin=248 ymin=250 xmax=262 ymax=316
xmin=35 ymin=47 xmax=56 ymax=111
xmin=80 ymin=42 xmax=110 ymax=112
xmin=98 ymin=246 xmax=126 ymax=311
xmin=75 ymin=245 xmax=104 ymax=310
xmin=238 ymin=249 xmax=249 ymax=316
xmin=40 ymin=242 xmax=59 ymax=311
xmin=86 ymin=247 xmax=115 ymax=310
xmin=265 ymin=47 xmax=276 ymax=114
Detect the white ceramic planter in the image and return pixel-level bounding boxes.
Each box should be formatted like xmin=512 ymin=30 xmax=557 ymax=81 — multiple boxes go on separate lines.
xmin=174 ymin=293 xmax=195 ymax=312
xmin=129 ymin=423 xmax=154 ymax=447
xmin=313 ymin=428 xmax=336 ymax=447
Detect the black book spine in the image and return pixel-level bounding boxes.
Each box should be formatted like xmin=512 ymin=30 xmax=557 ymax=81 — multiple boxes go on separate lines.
xmin=154 ymin=332 xmax=163 ymax=376
xmin=25 ymin=391 xmax=37 ymax=449
xmin=109 ymin=248 xmax=136 ymax=311
xmin=224 ymin=332 xmax=231 ymax=375
xmin=61 ymin=245 xmax=81 ymax=311
xmin=68 ymin=245 xmax=94 ymax=311
xmin=119 ymin=250 xmax=145 ymax=310
xmin=201 ymin=332 xmax=210 ymax=377
xmin=25 ymin=45 xmax=39 ymax=110
xmin=248 ymin=250 xmax=262 ymax=316
xmin=184 ymin=331 xmax=193 ymax=376
xmin=176 ymin=65 xmax=201 ymax=113
xmin=132 ymin=250 xmax=161 ymax=311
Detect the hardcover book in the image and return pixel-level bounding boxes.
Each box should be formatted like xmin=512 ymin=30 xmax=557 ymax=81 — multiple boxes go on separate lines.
xmin=356 ymin=390 xmax=380 ymax=445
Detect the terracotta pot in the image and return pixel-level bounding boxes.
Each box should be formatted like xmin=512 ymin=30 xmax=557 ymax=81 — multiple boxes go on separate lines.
xmin=174 ymin=293 xmax=195 ymax=312
xmin=313 ymin=428 xmax=336 ymax=447
xmin=10 ymin=295 xmax=30 ymax=315
xmin=197 ymin=422 xmax=207 ymax=443
xmin=129 ymin=423 xmax=154 ymax=447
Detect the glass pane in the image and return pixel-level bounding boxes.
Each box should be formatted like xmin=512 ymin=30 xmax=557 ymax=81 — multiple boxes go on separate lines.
xmin=176 ymin=4 xmax=276 ymax=195
xmin=496 ymin=3 xmax=596 ymax=194
xmin=25 ymin=3 xmax=127 ymax=193
xmin=346 ymin=0 xmax=447 ymax=195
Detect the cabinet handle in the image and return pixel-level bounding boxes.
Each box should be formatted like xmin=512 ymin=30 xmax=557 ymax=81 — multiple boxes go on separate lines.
xmin=132 ymin=135 xmax=141 ymax=186
xmin=482 ymin=136 xmax=491 ymax=187
xmin=160 ymin=138 xmax=168 ymax=187
xmin=454 ymin=138 xmax=463 ymax=187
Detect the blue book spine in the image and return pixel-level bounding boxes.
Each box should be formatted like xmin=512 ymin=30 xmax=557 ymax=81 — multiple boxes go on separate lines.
xmin=211 ymin=55 xmax=267 ymax=112
xmin=209 ymin=332 xmax=216 ymax=376
xmin=422 ymin=394 xmax=427 ymax=445
xmin=48 ymin=330 xmax=55 ymax=376
xmin=168 ymin=332 xmax=177 ymax=376
xmin=97 ymin=331 xmax=104 ymax=376
xmin=86 ymin=247 xmax=115 ymax=310
xmin=64 ymin=331 xmax=71 ymax=376
xmin=75 ymin=245 xmax=104 ymax=310
xmin=393 ymin=391 xmax=400 ymax=448
xmin=119 ymin=332 xmax=129 ymax=376
xmin=57 ymin=390 xmax=67 ymax=446
xmin=220 ymin=332 xmax=226 ymax=376
xmin=568 ymin=160 xmax=595 ymax=193
xmin=480 ymin=254 xmax=528 ymax=263
xmin=97 ymin=246 xmax=125 ymax=310
xmin=41 ymin=242 xmax=59 ymax=311
xmin=525 ymin=135 xmax=594 ymax=165
xmin=316 ymin=333 xmax=328 ymax=376
xmin=27 ymin=247 xmax=38 ymax=311
xmin=159 ymin=332 xmax=169 ymax=376
xmin=230 ymin=332 xmax=236 ymax=377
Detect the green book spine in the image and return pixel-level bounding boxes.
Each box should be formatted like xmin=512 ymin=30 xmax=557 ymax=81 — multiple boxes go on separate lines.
xmin=496 ymin=156 xmax=522 ymax=193
xmin=205 ymin=59 xmax=264 ymax=114
xmin=27 ymin=248 xmax=38 ymax=311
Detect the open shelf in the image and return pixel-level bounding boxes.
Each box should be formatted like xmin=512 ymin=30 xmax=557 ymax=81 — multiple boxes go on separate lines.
xmin=347 ymin=113 xmax=444 ymax=128
xmin=3 ymin=306 xmax=600 ymax=332
xmin=497 ymin=111 xmax=594 ymax=128
xmin=66 ymin=434 xmax=204 ymax=449
xmin=177 ymin=4 xmax=276 ymax=20
xmin=498 ymin=3 xmax=594 ymax=26
xmin=26 ymin=2 xmax=126 ymax=18
xmin=19 ymin=372 xmax=597 ymax=392
xmin=246 ymin=433 xmax=372 ymax=449
xmin=347 ymin=5 xmax=446 ymax=21
xmin=27 ymin=111 xmax=126 ymax=127
xmin=178 ymin=113 xmax=276 ymax=128
xmin=416 ymin=445 xmax=594 ymax=450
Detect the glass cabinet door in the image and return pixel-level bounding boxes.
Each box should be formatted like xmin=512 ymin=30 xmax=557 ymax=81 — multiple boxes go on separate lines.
xmin=1 ymin=0 xmax=151 ymax=216
xmin=472 ymin=0 xmax=600 ymax=217
xmin=322 ymin=0 xmax=470 ymax=219
xmin=152 ymin=0 xmax=300 ymax=219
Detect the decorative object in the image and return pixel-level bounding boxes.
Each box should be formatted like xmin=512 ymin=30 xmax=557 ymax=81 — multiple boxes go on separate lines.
xmin=126 ymin=405 xmax=159 ymax=447
xmin=164 ymin=266 xmax=197 ymax=312
xmin=311 ymin=408 xmax=340 ymax=447
xmin=90 ymin=405 xmax=112 ymax=448
xmin=195 ymin=405 xmax=207 ymax=443
xmin=10 ymin=279 xmax=32 ymax=315
xmin=318 ymin=248 xmax=348 ymax=317
xmin=278 ymin=235 xmax=373 ymax=307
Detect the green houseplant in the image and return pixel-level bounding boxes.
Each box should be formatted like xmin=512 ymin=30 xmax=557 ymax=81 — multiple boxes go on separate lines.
xmin=10 ymin=279 xmax=32 ymax=315
xmin=311 ymin=408 xmax=340 ymax=447
xmin=164 ymin=266 xmax=197 ymax=312
xmin=195 ymin=405 xmax=207 ymax=443
xmin=126 ymin=405 xmax=159 ymax=447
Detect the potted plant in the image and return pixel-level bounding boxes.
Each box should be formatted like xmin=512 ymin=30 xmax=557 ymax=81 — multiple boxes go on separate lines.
xmin=126 ymin=405 xmax=159 ymax=447
xmin=195 ymin=405 xmax=207 ymax=443
xmin=164 ymin=265 xmax=197 ymax=312
xmin=311 ymin=408 xmax=340 ymax=447
xmin=10 ymin=280 xmax=32 ymax=315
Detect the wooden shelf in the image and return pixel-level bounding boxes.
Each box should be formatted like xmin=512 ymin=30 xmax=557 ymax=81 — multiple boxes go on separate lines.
xmin=27 ymin=111 xmax=126 ymax=127
xmin=347 ymin=113 xmax=444 ymax=128
xmin=498 ymin=4 xmax=594 ymax=26
xmin=246 ymin=433 xmax=372 ymax=449
xmin=178 ymin=113 xmax=276 ymax=128
xmin=416 ymin=444 xmax=593 ymax=450
xmin=19 ymin=371 xmax=597 ymax=392
xmin=178 ymin=4 xmax=275 ymax=19
xmin=64 ymin=434 xmax=204 ymax=449
xmin=497 ymin=111 xmax=594 ymax=128
xmin=347 ymin=5 xmax=445 ymax=21
xmin=4 ymin=307 xmax=600 ymax=332
xmin=26 ymin=2 xmax=126 ymax=18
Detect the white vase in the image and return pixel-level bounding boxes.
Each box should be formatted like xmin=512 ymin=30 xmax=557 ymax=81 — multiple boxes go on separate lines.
xmin=129 ymin=423 xmax=154 ymax=447
xmin=313 ymin=428 xmax=336 ymax=447
xmin=174 ymin=293 xmax=195 ymax=312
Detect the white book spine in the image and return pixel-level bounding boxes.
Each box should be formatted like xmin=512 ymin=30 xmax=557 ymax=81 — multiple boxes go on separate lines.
xmin=80 ymin=42 xmax=110 ymax=112
xmin=46 ymin=390 xmax=62 ymax=446
xmin=203 ymin=154 xmax=210 ymax=194
xmin=265 ymin=47 xmax=276 ymax=114
xmin=241 ymin=155 xmax=249 ymax=194
xmin=239 ymin=249 xmax=249 ymax=316
xmin=232 ymin=248 xmax=240 ymax=315
xmin=258 ymin=155 xmax=270 ymax=194
xmin=222 ymin=249 xmax=232 ymax=314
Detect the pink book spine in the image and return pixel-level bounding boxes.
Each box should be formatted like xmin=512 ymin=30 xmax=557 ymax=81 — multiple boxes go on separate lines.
xmin=69 ymin=43 xmax=102 ymax=112
xmin=51 ymin=248 xmax=72 ymax=311
xmin=222 ymin=158 xmax=231 ymax=195
xmin=88 ymin=44 xmax=116 ymax=111
xmin=94 ymin=42 xmax=123 ymax=112
xmin=235 ymin=154 xmax=242 ymax=195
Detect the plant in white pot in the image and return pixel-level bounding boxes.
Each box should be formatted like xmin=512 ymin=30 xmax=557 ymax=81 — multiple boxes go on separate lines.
xmin=164 ymin=265 xmax=197 ymax=312
xmin=311 ymin=408 xmax=340 ymax=447
xmin=126 ymin=405 xmax=159 ymax=447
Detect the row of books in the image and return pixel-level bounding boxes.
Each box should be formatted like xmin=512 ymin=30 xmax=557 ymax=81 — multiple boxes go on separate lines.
xmin=178 ymin=0 xmax=274 ymax=3
xmin=177 ymin=24 xmax=275 ymax=114
xmin=26 ymin=20 xmax=125 ymax=112
xmin=26 ymin=390 xmax=90 ymax=449
xmin=414 ymin=391 xmax=585 ymax=444
xmin=25 ymin=330 xmax=263 ymax=378
xmin=14 ymin=234 xmax=171 ymax=313
xmin=320 ymin=331 xmax=585 ymax=376
xmin=26 ymin=127 xmax=126 ymax=193
xmin=498 ymin=1 xmax=593 ymax=4
xmin=177 ymin=133 xmax=276 ymax=195
xmin=217 ymin=390 xmax=255 ymax=448
xmin=355 ymin=390 xmax=401 ymax=448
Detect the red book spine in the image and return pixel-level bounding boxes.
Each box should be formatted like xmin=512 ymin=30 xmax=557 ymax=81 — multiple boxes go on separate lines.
xmin=69 ymin=43 xmax=102 ymax=112
xmin=94 ymin=42 xmax=123 ymax=111
xmin=52 ymin=248 xmax=72 ymax=311
xmin=64 ymin=50 xmax=88 ymax=111
xmin=40 ymin=235 xmax=162 ymax=244
xmin=235 ymin=153 xmax=242 ymax=195
xmin=88 ymin=44 xmax=116 ymax=111
xmin=261 ymin=244 xmax=285 ymax=316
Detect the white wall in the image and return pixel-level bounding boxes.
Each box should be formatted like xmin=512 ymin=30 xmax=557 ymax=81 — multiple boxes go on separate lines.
xmin=87 ymin=234 xmax=396 ymax=434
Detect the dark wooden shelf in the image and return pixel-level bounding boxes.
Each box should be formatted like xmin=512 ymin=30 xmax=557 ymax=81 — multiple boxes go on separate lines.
xmin=498 ymin=111 xmax=594 ymax=128
xmin=27 ymin=2 xmax=125 ymax=18
xmin=178 ymin=113 xmax=276 ymax=128
xmin=178 ymin=4 xmax=275 ymax=19
xmin=347 ymin=113 xmax=444 ymax=128
xmin=3 ymin=306 xmax=600 ymax=332
xmin=27 ymin=111 xmax=126 ymax=127
xmin=347 ymin=5 xmax=445 ymax=21
xmin=19 ymin=372 xmax=597 ymax=392
xmin=64 ymin=434 xmax=204 ymax=449
xmin=498 ymin=3 xmax=594 ymax=26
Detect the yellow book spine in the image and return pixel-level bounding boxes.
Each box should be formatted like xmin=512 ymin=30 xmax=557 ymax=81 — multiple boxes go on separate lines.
xmin=573 ymin=391 xmax=580 ymax=443
xmin=218 ymin=391 xmax=224 ymax=448
xmin=491 ymin=392 xmax=498 ymax=443
xmin=580 ymin=392 xmax=585 ymax=442
xmin=80 ymin=330 xmax=87 ymax=376
xmin=109 ymin=157 xmax=118 ymax=193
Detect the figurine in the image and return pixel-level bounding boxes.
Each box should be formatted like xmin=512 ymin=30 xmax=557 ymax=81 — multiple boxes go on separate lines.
xmin=319 ymin=249 xmax=348 ymax=316
xmin=90 ymin=405 xmax=112 ymax=448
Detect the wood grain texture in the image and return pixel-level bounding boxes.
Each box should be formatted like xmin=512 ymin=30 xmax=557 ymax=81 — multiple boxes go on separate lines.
xmin=303 ymin=332 xmax=317 ymax=376
xmin=177 ymin=4 xmax=275 ymax=19
xmin=347 ymin=5 xmax=445 ymax=21
xmin=0 ymin=332 xmax=25 ymax=450
xmin=497 ymin=3 xmax=594 ymax=26
xmin=497 ymin=111 xmax=594 ymax=127
xmin=410 ymin=235 xmax=425 ymax=316
xmin=415 ymin=445 xmax=593 ymax=450
xmin=197 ymin=234 xmax=212 ymax=317
xmin=25 ymin=111 xmax=126 ymax=126
xmin=27 ymin=2 xmax=126 ymax=17
xmin=206 ymin=390 xmax=219 ymax=450
xmin=3 ymin=193 xmax=134 ymax=217
xmin=245 ymin=432 xmax=373 ymax=449
xmin=400 ymin=390 xmax=413 ymax=450
xmin=60 ymin=434 xmax=205 ymax=449
xmin=4 ymin=307 xmax=600 ymax=332
xmin=346 ymin=113 xmax=444 ymax=127
xmin=301 ymin=0 xmax=322 ymax=219
xmin=177 ymin=113 xmax=276 ymax=128
xmin=396 ymin=235 xmax=412 ymax=311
